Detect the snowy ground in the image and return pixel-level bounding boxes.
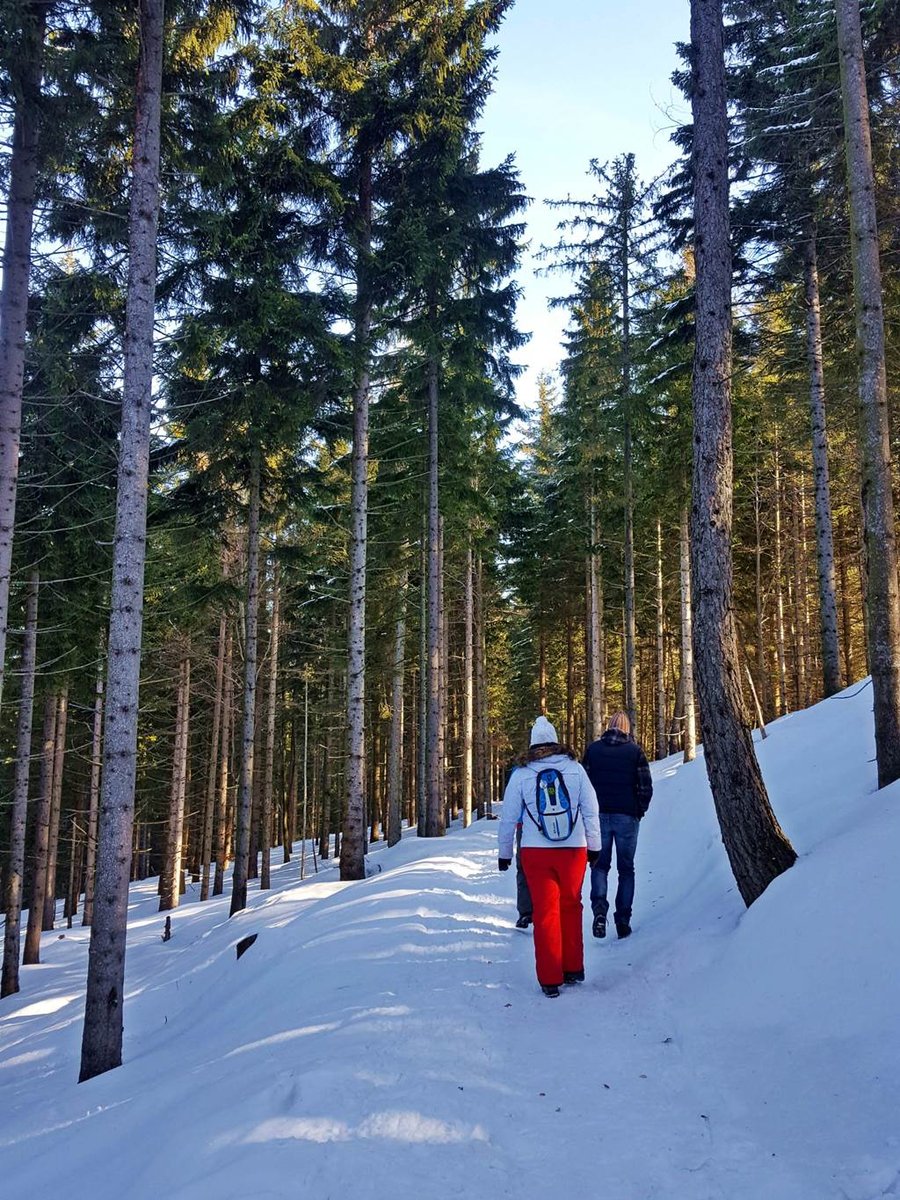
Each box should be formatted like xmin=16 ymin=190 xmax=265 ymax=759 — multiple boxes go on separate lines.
xmin=2 ymin=681 xmax=899 ymax=1200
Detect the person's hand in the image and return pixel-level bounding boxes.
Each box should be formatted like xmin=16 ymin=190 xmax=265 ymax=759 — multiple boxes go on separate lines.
xmin=498 ymin=857 xmax=511 ymax=872
xmin=587 ymin=849 xmax=601 ymax=866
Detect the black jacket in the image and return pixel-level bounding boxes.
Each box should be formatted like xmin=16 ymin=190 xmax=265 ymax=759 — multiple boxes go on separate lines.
xmin=582 ymin=729 xmax=653 ymax=818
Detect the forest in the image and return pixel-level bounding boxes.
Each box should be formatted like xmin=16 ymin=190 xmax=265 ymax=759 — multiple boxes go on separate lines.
xmin=1 ymin=0 xmax=899 ymax=1092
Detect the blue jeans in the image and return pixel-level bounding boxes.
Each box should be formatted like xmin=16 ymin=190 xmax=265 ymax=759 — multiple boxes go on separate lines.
xmin=590 ymin=813 xmax=640 ymax=924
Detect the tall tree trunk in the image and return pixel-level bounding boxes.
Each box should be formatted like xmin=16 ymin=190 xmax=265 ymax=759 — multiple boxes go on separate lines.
xmin=801 ymin=223 xmax=842 ymax=697
xmin=42 ymin=685 xmax=68 ymax=930
xmin=836 ymin=0 xmax=900 ymax=787
xmin=623 ymin=421 xmax=637 ymax=731
xmin=424 ymin=353 xmax=443 ymax=837
xmin=79 ymin=0 xmax=164 ymax=1082
xmin=438 ymin=515 xmax=449 ymax=828
xmin=261 ymin=562 xmax=280 ymax=890
xmin=65 ymin=791 xmax=85 ymax=925
xmin=200 ymin=614 xmax=226 ymax=902
xmin=417 ymin=516 xmax=427 ymax=835
xmin=773 ymin=445 xmax=789 ymax=715
xmin=584 ymin=557 xmax=594 ymax=743
xmin=680 ymin=508 xmax=697 ymax=762
xmin=655 ymin=520 xmax=667 ymax=759
xmin=0 ymin=4 xmax=46 ymax=712
xmin=791 ymin=483 xmax=808 ymax=708
xmin=23 ymin=693 xmax=57 ymax=965
xmin=160 ymin=652 xmax=190 ymax=911
xmin=753 ymin=462 xmax=771 ymax=718
xmin=212 ymin=626 xmax=233 ymax=897
xmin=589 ymin=494 xmax=605 ymax=736
xmin=838 ymin=517 xmax=855 ymax=685
xmin=341 ymin=149 xmax=374 ymax=881
xmin=461 ymin=547 xmax=474 ymax=828
xmin=387 ymin=568 xmax=408 ymax=846
xmin=82 ymin=637 xmax=104 ymax=927
xmin=621 ymin=197 xmax=637 ymax=734
xmin=689 ymin=0 xmax=796 ymax=906
xmin=231 ymin=452 xmax=261 ymax=915
xmin=538 ymin=629 xmax=547 ymax=716
xmin=474 ymin=553 xmax=489 ymax=819
xmin=1 ymin=569 xmax=38 ymax=996
xmin=300 ymin=676 xmax=309 ymax=874
xmin=565 ymin=617 xmax=575 ymax=746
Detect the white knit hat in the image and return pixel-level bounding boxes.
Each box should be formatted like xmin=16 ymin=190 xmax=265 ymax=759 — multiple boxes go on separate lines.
xmin=530 ymin=716 xmax=559 ymax=746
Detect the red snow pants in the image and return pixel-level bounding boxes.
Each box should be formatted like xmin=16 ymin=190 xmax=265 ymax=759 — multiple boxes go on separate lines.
xmin=519 ymin=847 xmax=587 ymax=986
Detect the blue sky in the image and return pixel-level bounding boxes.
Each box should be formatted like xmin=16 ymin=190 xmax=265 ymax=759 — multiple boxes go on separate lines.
xmin=478 ymin=0 xmax=690 ymax=412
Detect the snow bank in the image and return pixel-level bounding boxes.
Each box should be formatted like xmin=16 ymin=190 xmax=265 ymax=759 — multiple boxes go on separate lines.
xmin=1 ymin=680 xmax=897 ymax=1200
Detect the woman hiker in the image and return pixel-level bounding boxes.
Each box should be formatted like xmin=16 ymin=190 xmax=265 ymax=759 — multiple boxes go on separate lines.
xmin=498 ymin=717 xmax=601 ymax=997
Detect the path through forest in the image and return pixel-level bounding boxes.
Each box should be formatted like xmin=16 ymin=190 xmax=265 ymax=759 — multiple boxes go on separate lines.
xmin=1 ymin=684 xmax=899 ymax=1200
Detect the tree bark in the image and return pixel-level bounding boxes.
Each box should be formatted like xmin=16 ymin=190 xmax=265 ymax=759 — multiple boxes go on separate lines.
xmin=838 ymin=517 xmax=855 ymax=684
xmin=261 ymin=561 xmax=280 ymax=890
xmin=1 ymin=569 xmax=38 ymax=996
xmin=461 ymin=547 xmax=474 ymax=828
xmin=160 ymin=652 xmax=190 ymax=911
xmin=200 ymin=614 xmax=226 ymax=901
xmin=773 ymin=445 xmax=789 ymax=714
xmin=0 ymin=4 xmax=46 ymax=712
xmin=42 ymin=685 xmax=68 ymax=930
xmin=212 ymin=626 xmax=233 ymax=896
xmin=655 ymin=520 xmax=667 ymax=759
xmin=589 ymin=494 xmax=605 ymax=736
xmin=79 ymin=0 xmax=165 ymax=1081
xmin=23 ymin=694 xmax=57 ymax=965
xmin=424 ymin=352 xmax=443 ymax=837
xmin=387 ymin=566 xmax=408 ymax=846
xmin=417 ymin=515 xmax=428 ymax=834
xmin=623 ymin=421 xmax=637 ymax=731
xmin=620 ymin=189 xmax=637 ymax=734
xmin=82 ymin=637 xmax=105 ymax=926
xmin=801 ymin=224 xmax=842 ymax=697
xmin=689 ymin=0 xmax=796 ymax=906
xmin=836 ymin=0 xmax=900 ymax=787
xmin=438 ymin=515 xmax=449 ymax=829
xmin=341 ymin=147 xmax=374 ymax=881
xmin=753 ymin=461 xmax=771 ymax=718
xmin=231 ymin=451 xmax=261 ymax=915
xmin=474 ymin=553 xmax=491 ymax=817
xmin=679 ymin=507 xmax=697 ymax=762
xmin=790 ymin=483 xmax=808 ymax=708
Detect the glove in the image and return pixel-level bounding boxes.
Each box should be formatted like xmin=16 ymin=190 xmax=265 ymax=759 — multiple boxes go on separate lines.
xmin=587 ymin=849 xmax=601 ymax=866
xmin=498 ymin=857 xmax=511 ymax=872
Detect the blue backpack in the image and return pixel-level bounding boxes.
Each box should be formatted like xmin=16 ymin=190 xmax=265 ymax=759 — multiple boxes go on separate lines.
xmin=524 ymin=767 xmax=578 ymax=842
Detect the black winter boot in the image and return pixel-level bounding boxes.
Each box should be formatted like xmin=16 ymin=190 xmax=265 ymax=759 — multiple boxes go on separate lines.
xmin=563 ymin=970 xmax=585 ymax=985
xmin=541 ymin=984 xmax=561 ymax=998
xmin=592 ymin=913 xmax=607 ymax=939
xmin=615 ymin=920 xmax=632 ymax=939
xmin=515 ymin=914 xmax=533 ymax=930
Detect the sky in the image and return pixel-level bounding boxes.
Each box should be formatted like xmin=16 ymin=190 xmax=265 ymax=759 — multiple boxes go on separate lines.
xmin=478 ymin=0 xmax=691 ymax=413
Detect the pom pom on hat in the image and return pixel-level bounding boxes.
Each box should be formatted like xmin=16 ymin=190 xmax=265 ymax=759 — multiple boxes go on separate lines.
xmin=530 ymin=716 xmax=559 ymax=746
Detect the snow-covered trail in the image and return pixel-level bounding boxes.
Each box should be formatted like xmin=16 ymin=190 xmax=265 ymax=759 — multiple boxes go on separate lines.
xmin=2 ymin=683 xmax=899 ymax=1200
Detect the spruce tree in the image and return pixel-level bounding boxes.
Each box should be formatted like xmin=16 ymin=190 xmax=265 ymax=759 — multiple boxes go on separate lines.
xmin=689 ymin=0 xmax=796 ymax=906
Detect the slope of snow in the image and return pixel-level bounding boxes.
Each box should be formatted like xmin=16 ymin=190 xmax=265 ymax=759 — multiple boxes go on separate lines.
xmin=1 ymin=681 xmax=898 ymax=1200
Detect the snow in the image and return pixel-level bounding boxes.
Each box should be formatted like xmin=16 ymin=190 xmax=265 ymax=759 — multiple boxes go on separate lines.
xmin=2 ymin=680 xmax=899 ymax=1200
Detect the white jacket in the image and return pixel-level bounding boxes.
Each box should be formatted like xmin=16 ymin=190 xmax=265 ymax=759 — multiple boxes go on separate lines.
xmin=498 ymin=754 xmax=601 ymax=859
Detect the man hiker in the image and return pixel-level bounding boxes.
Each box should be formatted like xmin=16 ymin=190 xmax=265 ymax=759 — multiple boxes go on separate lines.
xmin=582 ymin=711 xmax=653 ymax=940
